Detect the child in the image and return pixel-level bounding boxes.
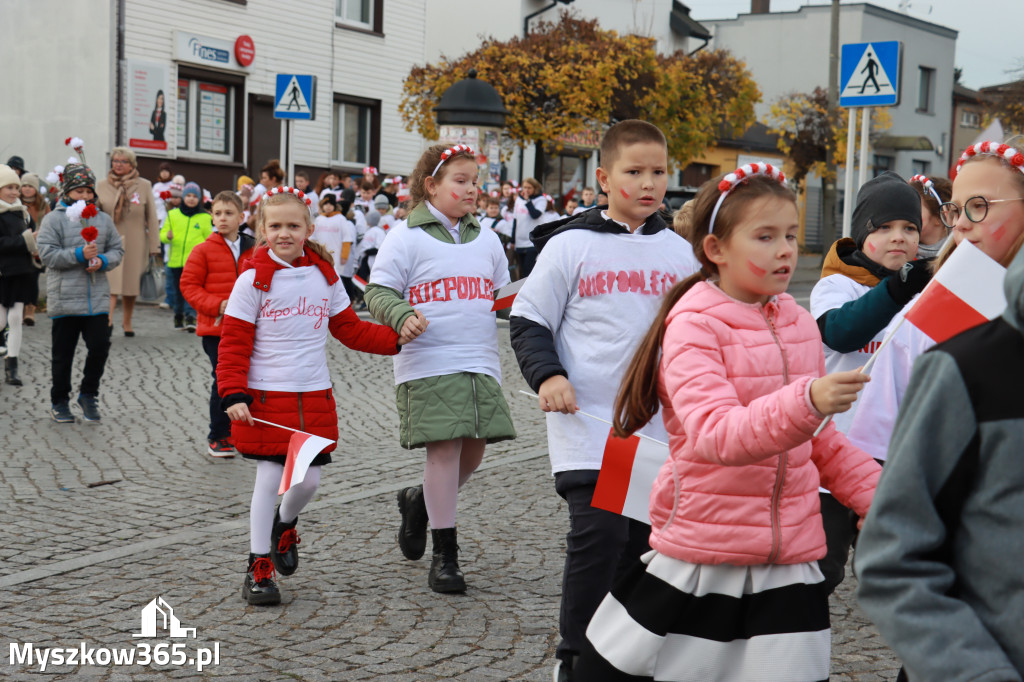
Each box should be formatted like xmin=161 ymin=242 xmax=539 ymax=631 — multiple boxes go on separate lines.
xmin=577 ymin=186 xmax=596 ymax=211
xmin=479 ymin=196 xmax=512 ymax=243
xmin=217 ymin=187 xmax=403 ymax=606
xmin=510 ymin=177 xmax=547 ymax=277
xmin=563 ymin=197 xmax=579 ymax=216
xmin=364 ymin=143 xmax=516 ymax=594
xmin=161 ymin=182 xmax=212 ymax=331
xmin=19 ymin=173 xmax=48 ymax=326
xmin=0 ymin=164 xmax=37 ymax=386
xmin=856 ymin=144 xmax=1024 ymax=681
xmin=909 ymin=173 xmax=953 ymax=259
xmin=293 ymin=170 xmax=318 ymax=217
xmin=809 ymin=170 xmax=930 ymax=594
xmin=312 ymin=194 xmax=354 ymax=279
xmin=847 ymin=142 xmax=1024 ymax=463
xmin=373 ymin=193 xmax=395 ymax=230
xmin=179 ymin=191 xmax=256 ymax=458
xmin=575 ymin=164 xmax=881 ymax=681
xmin=36 ymin=163 xmax=124 ymax=422
xmin=354 ymin=180 xmax=376 ymax=215
xmin=509 ymin=120 xmax=700 ymax=680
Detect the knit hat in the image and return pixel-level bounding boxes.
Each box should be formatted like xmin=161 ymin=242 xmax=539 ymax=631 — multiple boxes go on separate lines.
xmin=851 ymin=171 xmax=922 ymax=249
xmin=237 ymin=175 xmax=254 ymax=192
xmin=20 ymin=173 xmax=40 ymax=191
xmin=168 ymin=183 xmax=183 ymax=198
xmin=0 ymin=164 xmax=20 ymax=189
xmin=183 ymin=182 xmax=202 ymax=200
xmin=373 ymin=194 xmax=390 ymax=209
xmin=366 ymin=210 xmax=381 ymax=227
xmin=172 ymin=174 xmax=186 ymax=186
xmin=5 ymin=156 xmax=25 ymax=173
xmin=61 ymin=163 xmax=96 ymax=196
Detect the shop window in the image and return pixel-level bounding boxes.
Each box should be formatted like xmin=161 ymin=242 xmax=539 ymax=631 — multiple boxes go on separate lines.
xmin=332 ymin=95 xmax=380 ymax=168
xmin=176 ymin=70 xmax=240 ymax=161
xmin=335 ymin=0 xmax=383 ymax=33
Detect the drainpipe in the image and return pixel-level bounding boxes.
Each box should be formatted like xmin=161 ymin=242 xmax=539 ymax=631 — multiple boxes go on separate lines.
xmin=115 ymin=0 xmax=126 ymax=147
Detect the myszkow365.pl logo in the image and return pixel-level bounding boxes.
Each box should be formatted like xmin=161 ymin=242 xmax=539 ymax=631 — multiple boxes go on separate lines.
xmin=9 ymin=597 xmax=221 ymax=673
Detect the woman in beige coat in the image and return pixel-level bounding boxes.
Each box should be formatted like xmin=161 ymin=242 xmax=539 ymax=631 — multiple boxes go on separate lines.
xmin=95 ymin=147 xmax=160 ymax=336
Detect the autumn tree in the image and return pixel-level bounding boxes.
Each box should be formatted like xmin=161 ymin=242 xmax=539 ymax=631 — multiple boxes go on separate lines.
xmin=981 ymin=65 xmax=1024 ymax=135
xmin=399 ymin=12 xmax=760 ymax=167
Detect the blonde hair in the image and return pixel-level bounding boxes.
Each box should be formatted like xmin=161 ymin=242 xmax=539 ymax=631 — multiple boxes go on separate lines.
xmin=110 ymin=147 xmax=137 ymax=168
xmin=256 ymin=191 xmax=333 ymax=266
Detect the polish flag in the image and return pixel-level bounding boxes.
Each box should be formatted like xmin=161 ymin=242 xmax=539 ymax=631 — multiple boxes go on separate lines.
xmin=591 ymin=427 xmax=669 ymax=524
xmin=491 ymin=278 xmax=526 ymax=311
xmin=279 ymin=432 xmax=335 ymax=495
xmin=352 ymin=274 xmax=368 ymax=291
xmin=904 ymin=239 xmax=1007 ymax=343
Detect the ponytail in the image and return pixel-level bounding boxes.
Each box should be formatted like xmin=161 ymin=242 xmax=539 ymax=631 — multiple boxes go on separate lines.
xmin=305 ymin=238 xmax=334 ymax=267
xmin=612 ymin=271 xmax=707 ymax=437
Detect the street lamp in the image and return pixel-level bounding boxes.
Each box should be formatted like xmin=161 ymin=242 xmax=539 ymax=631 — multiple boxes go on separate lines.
xmin=433 ymin=69 xmax=509 ymax=128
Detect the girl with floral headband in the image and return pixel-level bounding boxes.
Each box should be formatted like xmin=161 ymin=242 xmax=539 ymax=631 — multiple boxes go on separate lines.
xmin=364 ymin=144 xmax=516 ymax=594
xmin=575 ymin=164 xmax=881 ymax=681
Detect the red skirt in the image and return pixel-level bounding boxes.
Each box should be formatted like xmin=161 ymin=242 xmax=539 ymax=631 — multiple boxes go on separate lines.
xmin=232 ymin=388 xmax=338 ymax=465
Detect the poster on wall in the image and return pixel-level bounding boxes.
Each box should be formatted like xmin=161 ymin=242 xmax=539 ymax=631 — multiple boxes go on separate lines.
xmin=127 ymin=60 xmax=172 ymax=154
xmin=197 ymin=83 xmax=228 ymax=154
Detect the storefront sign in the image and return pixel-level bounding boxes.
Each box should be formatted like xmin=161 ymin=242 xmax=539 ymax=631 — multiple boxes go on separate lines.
xmin=174 ymin=31 xmax=251 ymax=71
xmin=557 ymin=129 xmax=601 ymax=150
xmin=234 ymin=35 xmax=255 ymax=67
xmin=126 ymin=59 xmax=171 ymax=154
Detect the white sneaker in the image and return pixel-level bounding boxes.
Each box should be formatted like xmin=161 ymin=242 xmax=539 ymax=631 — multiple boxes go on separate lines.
xmin=158 ymin=302 xmax=171 ymax=310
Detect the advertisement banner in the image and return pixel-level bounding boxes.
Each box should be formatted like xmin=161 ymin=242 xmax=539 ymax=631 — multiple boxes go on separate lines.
xmin=127 ymin=60 xmax=171 ymax=154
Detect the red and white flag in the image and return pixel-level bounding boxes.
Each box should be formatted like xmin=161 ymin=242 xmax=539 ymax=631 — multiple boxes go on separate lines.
xmin=491 ymin=278 xmax=526 ymax=311
xmin=279 ymin=431 xmax=335 ymax=495
xmin=904 ymin=239 xmax=1007 ymax=343
xmin=352 ymin=274 xmax=368 ymax=292
xmin=591 ymin=427 xmax=669 ymax=524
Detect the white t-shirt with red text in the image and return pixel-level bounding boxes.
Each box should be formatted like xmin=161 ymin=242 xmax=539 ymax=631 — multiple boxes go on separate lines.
xmin=370 ymin=223 xmax=510 ymax=385
xmin=224 ymin=251 xmax=350 ymax=392
xmin=511 ymin=224 xmax=700 ymax=473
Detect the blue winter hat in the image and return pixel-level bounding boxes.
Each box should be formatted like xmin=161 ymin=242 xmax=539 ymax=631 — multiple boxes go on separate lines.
xmin=183 ymin=182 xmax=202 ymax=200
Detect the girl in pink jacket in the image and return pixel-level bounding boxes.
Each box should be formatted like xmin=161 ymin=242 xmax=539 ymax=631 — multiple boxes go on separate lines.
xmin=575 ymin=166 xmax=882 ymax=681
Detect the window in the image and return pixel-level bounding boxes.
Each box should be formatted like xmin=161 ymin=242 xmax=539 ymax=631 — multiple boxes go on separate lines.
xmin=961 ymin=110 xmax=981 ymax=128
xmin=176 ymin=69 xmax=241 ymax=160
xmin=912 ymin=160 xmax=931 ymax=176
xmin=918 ymin=67 xmax=935 ymax=113
xmin=332 ymin=95 xmax=380 ymax=167
xmin=335 ymin=0 xmax=382 ymax=32
xmin=874 ymin=155 xmax=893 ymax=178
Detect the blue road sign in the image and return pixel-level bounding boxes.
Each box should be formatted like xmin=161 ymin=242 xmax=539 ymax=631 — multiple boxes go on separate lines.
xmin=839 ymin=41 xmax=901 ymax=107
xmin=274 ymin=74 xmax=316 ymax=120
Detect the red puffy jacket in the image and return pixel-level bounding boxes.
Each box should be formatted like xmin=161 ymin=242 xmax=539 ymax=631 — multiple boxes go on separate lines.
xmin=217 ymin=244 xmax=400 ymax=456
xmin=179 ymin=232 xmax=256 ymax=336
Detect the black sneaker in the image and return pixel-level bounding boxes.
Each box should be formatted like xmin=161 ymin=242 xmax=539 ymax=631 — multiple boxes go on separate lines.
xmin=243 ymin=554 xmax=281 ymax=606
xmin=184 ymin=316 xmax=197 ymax=332
xmin=207 ymin=438 xmax=235 ymax=458
xmin=397 ymin=485 xmax=428 ymax=560
xmin=174 ymin=315 xmax=184 ymax=330
xmin=77 ymin=393 xmax=101 ymax=423
xmin=270 ymin=508 xmax=300 ymax=576
xmin=50 ymin=402 xmax=75 ymax=423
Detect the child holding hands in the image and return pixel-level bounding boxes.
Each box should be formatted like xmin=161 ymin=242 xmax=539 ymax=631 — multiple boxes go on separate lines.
xmin=364 ymin=144 xmax=516 ymax=594
xmin=575 ymin=165 xmax=881 ymax=681
xmin=217 ymin=187 xmax=404 ymax=606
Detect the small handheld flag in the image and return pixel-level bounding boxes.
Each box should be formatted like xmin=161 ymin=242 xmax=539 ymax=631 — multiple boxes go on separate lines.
xmin=279 ymin=431 xmax=334 ymax=495
xmin=491 ymin=278 xmax=526 ymax=311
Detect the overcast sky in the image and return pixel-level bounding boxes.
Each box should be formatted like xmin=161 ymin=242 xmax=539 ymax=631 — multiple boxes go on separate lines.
xmin=684 ymin=0 xmax=1021 ymax=90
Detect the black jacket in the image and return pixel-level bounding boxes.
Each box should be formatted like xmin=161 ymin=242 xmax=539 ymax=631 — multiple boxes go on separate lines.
xmin=511 ymin=209 xmax=670 ymax=391
xmin=0 ymin=208 xmax=36 ymax=278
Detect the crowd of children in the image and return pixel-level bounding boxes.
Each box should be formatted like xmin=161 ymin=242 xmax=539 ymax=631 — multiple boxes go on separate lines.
xmin=8 ymin=121 xmax=1024 ymax=680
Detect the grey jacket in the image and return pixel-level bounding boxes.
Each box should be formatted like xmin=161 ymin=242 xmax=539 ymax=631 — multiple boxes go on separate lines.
xmin=855 ymin=245 xmax=1024 ymax=682
xmin=37 ymin=205 xmax=124 ymax=317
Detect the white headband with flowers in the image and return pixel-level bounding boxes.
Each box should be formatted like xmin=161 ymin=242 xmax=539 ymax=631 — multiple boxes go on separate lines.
xmin=909 ymin=174 xmax=942 ymax=204
xmin=261 ymin=185 xmax=313 ymax=207
xmin=432 ymin=145 xmax=474 ymax=177
xmin=953 ymin=141 xmax=1024 ymax=178
xmin=709 ymin=162 xmax=787 ymax=234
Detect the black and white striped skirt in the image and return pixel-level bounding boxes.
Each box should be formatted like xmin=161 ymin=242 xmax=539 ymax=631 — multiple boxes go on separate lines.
xmin=576 ymin=551 xmax=830 ymax=681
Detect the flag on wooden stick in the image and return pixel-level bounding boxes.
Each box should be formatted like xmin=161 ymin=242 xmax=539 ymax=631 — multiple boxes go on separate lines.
xmin=279 ymin=431 xmax=334 ymax=495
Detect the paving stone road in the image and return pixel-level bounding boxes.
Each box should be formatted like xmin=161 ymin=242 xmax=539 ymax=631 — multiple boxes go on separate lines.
xmin=0 ymin=292 xmax=899 ymax=680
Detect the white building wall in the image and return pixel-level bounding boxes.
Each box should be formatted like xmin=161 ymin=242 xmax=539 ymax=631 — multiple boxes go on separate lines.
xmin=1 ymin=0 xmax=115 ymax=177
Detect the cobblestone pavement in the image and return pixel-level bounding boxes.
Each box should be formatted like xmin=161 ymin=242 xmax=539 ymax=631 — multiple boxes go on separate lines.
xmin=0 ymin=299 xmax=898 ymax=680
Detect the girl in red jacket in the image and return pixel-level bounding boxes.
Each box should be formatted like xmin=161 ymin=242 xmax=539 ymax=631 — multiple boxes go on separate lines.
xmin=217 ymin=187 xmax=405 ymax=606
xmin=180 ymin=191 xmax=256 ymax=458
xmin=575 ymin=166 xmax=882 ymax=681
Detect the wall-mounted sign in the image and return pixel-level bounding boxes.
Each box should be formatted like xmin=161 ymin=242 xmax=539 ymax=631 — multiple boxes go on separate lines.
xmin=234 ymin=35 xmax=255 ymax=67
xmin=126 ymin=59 xmax=171 ymax=154
xmin=174 ymin=31 xmax=251 ymax=72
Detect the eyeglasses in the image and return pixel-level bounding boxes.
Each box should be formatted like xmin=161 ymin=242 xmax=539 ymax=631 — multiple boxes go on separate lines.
xmin=111 ymin=159 xmax=131 ymax=166
xmin=940 ymin=196 xmax=1024 ymax=228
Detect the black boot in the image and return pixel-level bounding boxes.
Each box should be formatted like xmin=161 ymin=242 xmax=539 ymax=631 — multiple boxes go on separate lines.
xmin=4 ymin=357 xmax=22 ymax=386
xmin=243 ymin=553 xmax=281 ymax=606
xmin=397 ymin=485 xmax=428 ymax=560
xmin=428 ymin=528 xmax=466 ymax=593
xmin=270 ymin=508 xmax=300 ymax=576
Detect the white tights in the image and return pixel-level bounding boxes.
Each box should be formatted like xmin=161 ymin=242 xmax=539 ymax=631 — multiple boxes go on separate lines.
xmin=422 ymin=438 xmax=485 ymax=530
xmin=0 ymin=303 xmax=24 ymax=357
xmin=250 ymin=460 xmax=322 ymax=554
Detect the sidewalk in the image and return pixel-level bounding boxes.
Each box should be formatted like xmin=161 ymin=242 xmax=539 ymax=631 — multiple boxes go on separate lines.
xmin=0 ymin=305 xmax=897 ymax=680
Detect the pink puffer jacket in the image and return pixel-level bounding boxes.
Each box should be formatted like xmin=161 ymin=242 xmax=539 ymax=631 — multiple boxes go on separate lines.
xmin=649 ymin=281 xmax=880 ymax=566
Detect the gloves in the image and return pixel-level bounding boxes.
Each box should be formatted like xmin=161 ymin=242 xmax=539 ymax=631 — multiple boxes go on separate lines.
xmin=886 ymin=259 xmax=932 ymax=305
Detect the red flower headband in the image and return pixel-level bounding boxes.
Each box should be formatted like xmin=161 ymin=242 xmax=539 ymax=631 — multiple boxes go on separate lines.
xmin=953 ymin=141 xmax=1024 ymax=179
xmin=362 ymin=166 xmax=378 ymax=177
xmin=908 ymin=174 xmax=942 ymax=204
xmin=709 ymin=162 xmax=787 ymax=234
xmin=261 ymin=185 xmax=313 ymax=207
xmin=432 ymin=145 xmax=474 ymax=177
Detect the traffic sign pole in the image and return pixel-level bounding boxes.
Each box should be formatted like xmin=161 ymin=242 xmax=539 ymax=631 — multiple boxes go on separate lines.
xmin=842 ymin=109 xmax=858 ymax=238
xmin=858 ymin=107 xmax=871 ymax=190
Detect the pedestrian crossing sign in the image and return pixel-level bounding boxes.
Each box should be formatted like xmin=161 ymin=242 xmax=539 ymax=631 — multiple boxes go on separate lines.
xmin=274 ymin=74 xmax=316 ymax=120
xmin=839 ymin=41 xmax=901 ymax=107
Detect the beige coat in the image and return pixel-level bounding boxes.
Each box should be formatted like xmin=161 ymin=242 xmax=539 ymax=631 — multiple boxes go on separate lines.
xmin=96 ymin=174 xmax=159 ymax=296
